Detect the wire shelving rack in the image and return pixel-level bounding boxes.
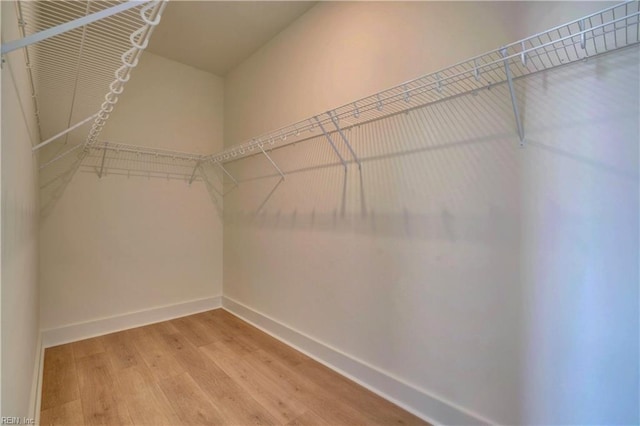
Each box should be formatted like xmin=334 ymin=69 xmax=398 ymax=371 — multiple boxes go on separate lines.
xmin=207 ymin=1 xmax=640 ymax=170
xmin=6 ymin=1 xmax=640 ymax=182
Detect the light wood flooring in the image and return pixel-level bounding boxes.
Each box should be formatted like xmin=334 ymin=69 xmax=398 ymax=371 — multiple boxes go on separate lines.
xmin=40 ymin=309 xmax=428 ymax=425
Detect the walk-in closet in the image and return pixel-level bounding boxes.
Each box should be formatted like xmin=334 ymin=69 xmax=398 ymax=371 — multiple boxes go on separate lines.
xmin=1 ymin=1 xmax=638 ymax=424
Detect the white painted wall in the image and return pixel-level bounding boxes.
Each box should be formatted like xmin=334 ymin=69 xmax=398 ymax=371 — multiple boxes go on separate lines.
xmin=520 ymin=45 xmax=639 ymax=426
xmin=223 ymin=1 xmax=638 ymax=424
xmin=516 ymin=3 xmax=639 ymax=424
xmin=39 ymin=52 xmax=224 ymax=330
xmin=1 ymin=1 xmax=41 ymax=418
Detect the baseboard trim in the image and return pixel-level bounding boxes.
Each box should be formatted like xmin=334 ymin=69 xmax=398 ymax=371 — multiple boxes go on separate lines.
xmin=41 ymin=296 xmax=222 ymax=348
xmin=222 ymin=296 xmax=492 ymax=426
xmin=29 ymin=334 xmax=44 ymax=423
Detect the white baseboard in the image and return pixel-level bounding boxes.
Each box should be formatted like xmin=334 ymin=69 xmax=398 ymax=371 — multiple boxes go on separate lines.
xmin=222 ymin=296 xmax=492 ymax=426
xmin=41 ymin=296 xmax=222 ymax=348
xmin=30 ymin=338 xmax=44 ymax=424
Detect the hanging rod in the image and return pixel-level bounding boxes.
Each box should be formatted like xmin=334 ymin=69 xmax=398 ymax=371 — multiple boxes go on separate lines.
xmin=208 ymin=1 xmax=640 ymax=164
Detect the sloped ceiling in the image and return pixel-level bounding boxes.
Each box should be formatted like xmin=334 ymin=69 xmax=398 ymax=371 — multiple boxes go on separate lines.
xmin=147 ymin=1 xmax=316 ymax=76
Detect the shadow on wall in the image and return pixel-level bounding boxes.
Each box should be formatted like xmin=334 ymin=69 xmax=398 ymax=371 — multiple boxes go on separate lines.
xmin=39 ymin=144 xmax=85 ymax=219
xmin=222 ymin=79 xmax=521 ymax=242
xmin=222 ymin=49 xmax=639 ymax=241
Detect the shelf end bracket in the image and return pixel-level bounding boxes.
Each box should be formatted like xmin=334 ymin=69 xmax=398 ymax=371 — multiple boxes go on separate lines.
xmin=501 ymin=48 xmax=525 ymax=147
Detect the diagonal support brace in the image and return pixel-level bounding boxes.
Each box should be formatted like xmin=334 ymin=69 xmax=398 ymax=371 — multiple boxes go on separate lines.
xmin=214 ymin=160 xmax=238 ymax=186
xmin=327 ymin=111 xmax=361 ymax=170
xmin=501 ymin=48 xmax=525 ymax=147
xmin=258 ymin=144 xmax=285 ymax=180
xmin=188 ymin=160 xmax=201 ymax=185
xmin=314 ymin=116 xmax=347 ymax=172
xmin=33 ymin=112 xmax=99 ymax=152
xmin=98 ymin=143 xmax=108 ymax=178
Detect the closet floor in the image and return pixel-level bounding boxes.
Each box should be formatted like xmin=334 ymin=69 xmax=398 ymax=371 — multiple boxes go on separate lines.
xmin=40 ymin=309 xmax=428 ymax=425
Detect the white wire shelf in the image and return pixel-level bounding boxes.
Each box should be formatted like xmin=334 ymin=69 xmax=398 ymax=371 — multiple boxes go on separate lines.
xmin=80 ymin=141 xmax=207 ymax=182
xmin=18 ymin=1 xmax=147 ymax=145
xmin=15 ymin=0 xmax=166 ymax=164
xmin=90 ymin=141 xmax=206 ymax=162
xmin=25 ymin=1 xmax=640 ymax=184
xmin=207 ymin=1 xmax=640 ymax=165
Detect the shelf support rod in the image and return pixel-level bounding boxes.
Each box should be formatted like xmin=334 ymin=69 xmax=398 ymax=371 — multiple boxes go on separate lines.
xmin=314 ymin=116 xmax=347 ymax=172
xmin=327 ymin=111 xmax=361 ymax=170
xmin=258 ymin=144 xmax=286 ymax=180
xmin=501 ymin=48 xmax=525 ymax=147
xmin=1 ymin=1 xmax=151 ymax=55
xmin=98 ymin=143 xmax=108 ymax=179
xmin=214 ymin=161 xmax=238 ymax=186
xmin=188 ymin=160 xmax=201 ymax=185
xmin=32 ymin=112 xmax=99 ymax=152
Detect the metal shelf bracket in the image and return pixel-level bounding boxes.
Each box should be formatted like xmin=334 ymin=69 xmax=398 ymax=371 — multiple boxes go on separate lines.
xmin=258 ymin=143 xmax=286 ymax=180
xmin=188 ymin=160 xmax=201 ymax=185
xmin=98 ymin=143 xmax=108 ymax=178
xmin=314 ymin=116 xmax=347 ymax=172
xmin=501 ymin=48 xmax=525 ymax=147
xmin=214 ymin=160 xmax=239 ymax=187
xmin=327 ymin=111 xmax=361 ymax=170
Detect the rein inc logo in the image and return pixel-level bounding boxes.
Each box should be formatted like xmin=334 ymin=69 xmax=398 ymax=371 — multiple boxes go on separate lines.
xmin=1 ymin=418 xmax=35 ymax=425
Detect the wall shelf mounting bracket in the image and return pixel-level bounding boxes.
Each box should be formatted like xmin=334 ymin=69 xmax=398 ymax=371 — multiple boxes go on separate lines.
xmin=258 ymin=143 xmax=286 ymax=180
xmin=314 ymin=116 xmax=347 ymax=172
xmin=501 ymin=48 xmax=525 ymax=147
xmin=188 ymin=160 xmax=201 ymax=185
xmin=327 ymin=111 xmax=361 ymax=170
xmin=214 ymin=160 xmax=239 ymax=187
xmin=98 ymin=143 xmax=108 ymax=178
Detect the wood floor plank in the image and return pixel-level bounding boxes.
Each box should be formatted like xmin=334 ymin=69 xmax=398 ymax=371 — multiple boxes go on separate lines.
xmin=213 ymin=311 xmax=310 ymax=367
xmin=285 ymin=410 xmax=334 ymax=426
xmin=100 ymin=330 xmax=144 ymax=371
xmin=246 ymin=349 xmax=373 ymax=426
xmin=128 ymin=324 xmax=185 ymax=381
xmin=75 ymin=352 xmax=132 ymax=425
xmin=159 ymin=332 xmax=227 ymax=377
xmin=41 ymin=344 xmax=80 ymax=410
xmin=71 ymin=337 xmax=105 ymax=360
xmin=200 ymin=341 xmax=307 ymax=424
xmin=158 ymin=372 xmax=225 ymax=425
xmin=113 ymin=363 xmax=157 ymax=394
xmin=119 ymin=382 xmax=182 ymax=426
xmin=191 ymin=373 xmax=278 ymax=425
xmin=296 ymin=358 xmax=425 ymax=426
xmin=195 ymin=312 xmax=263 ymax=357
xmin=169 ymin=314 xmax=220 ymax=347
xmin=39 ymin=399 xmax=84 ymax=426
xmin=40 ymin=308 xmax=429 ymax=426
xmin=150 ymin=319 xmax=181 ymax=335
